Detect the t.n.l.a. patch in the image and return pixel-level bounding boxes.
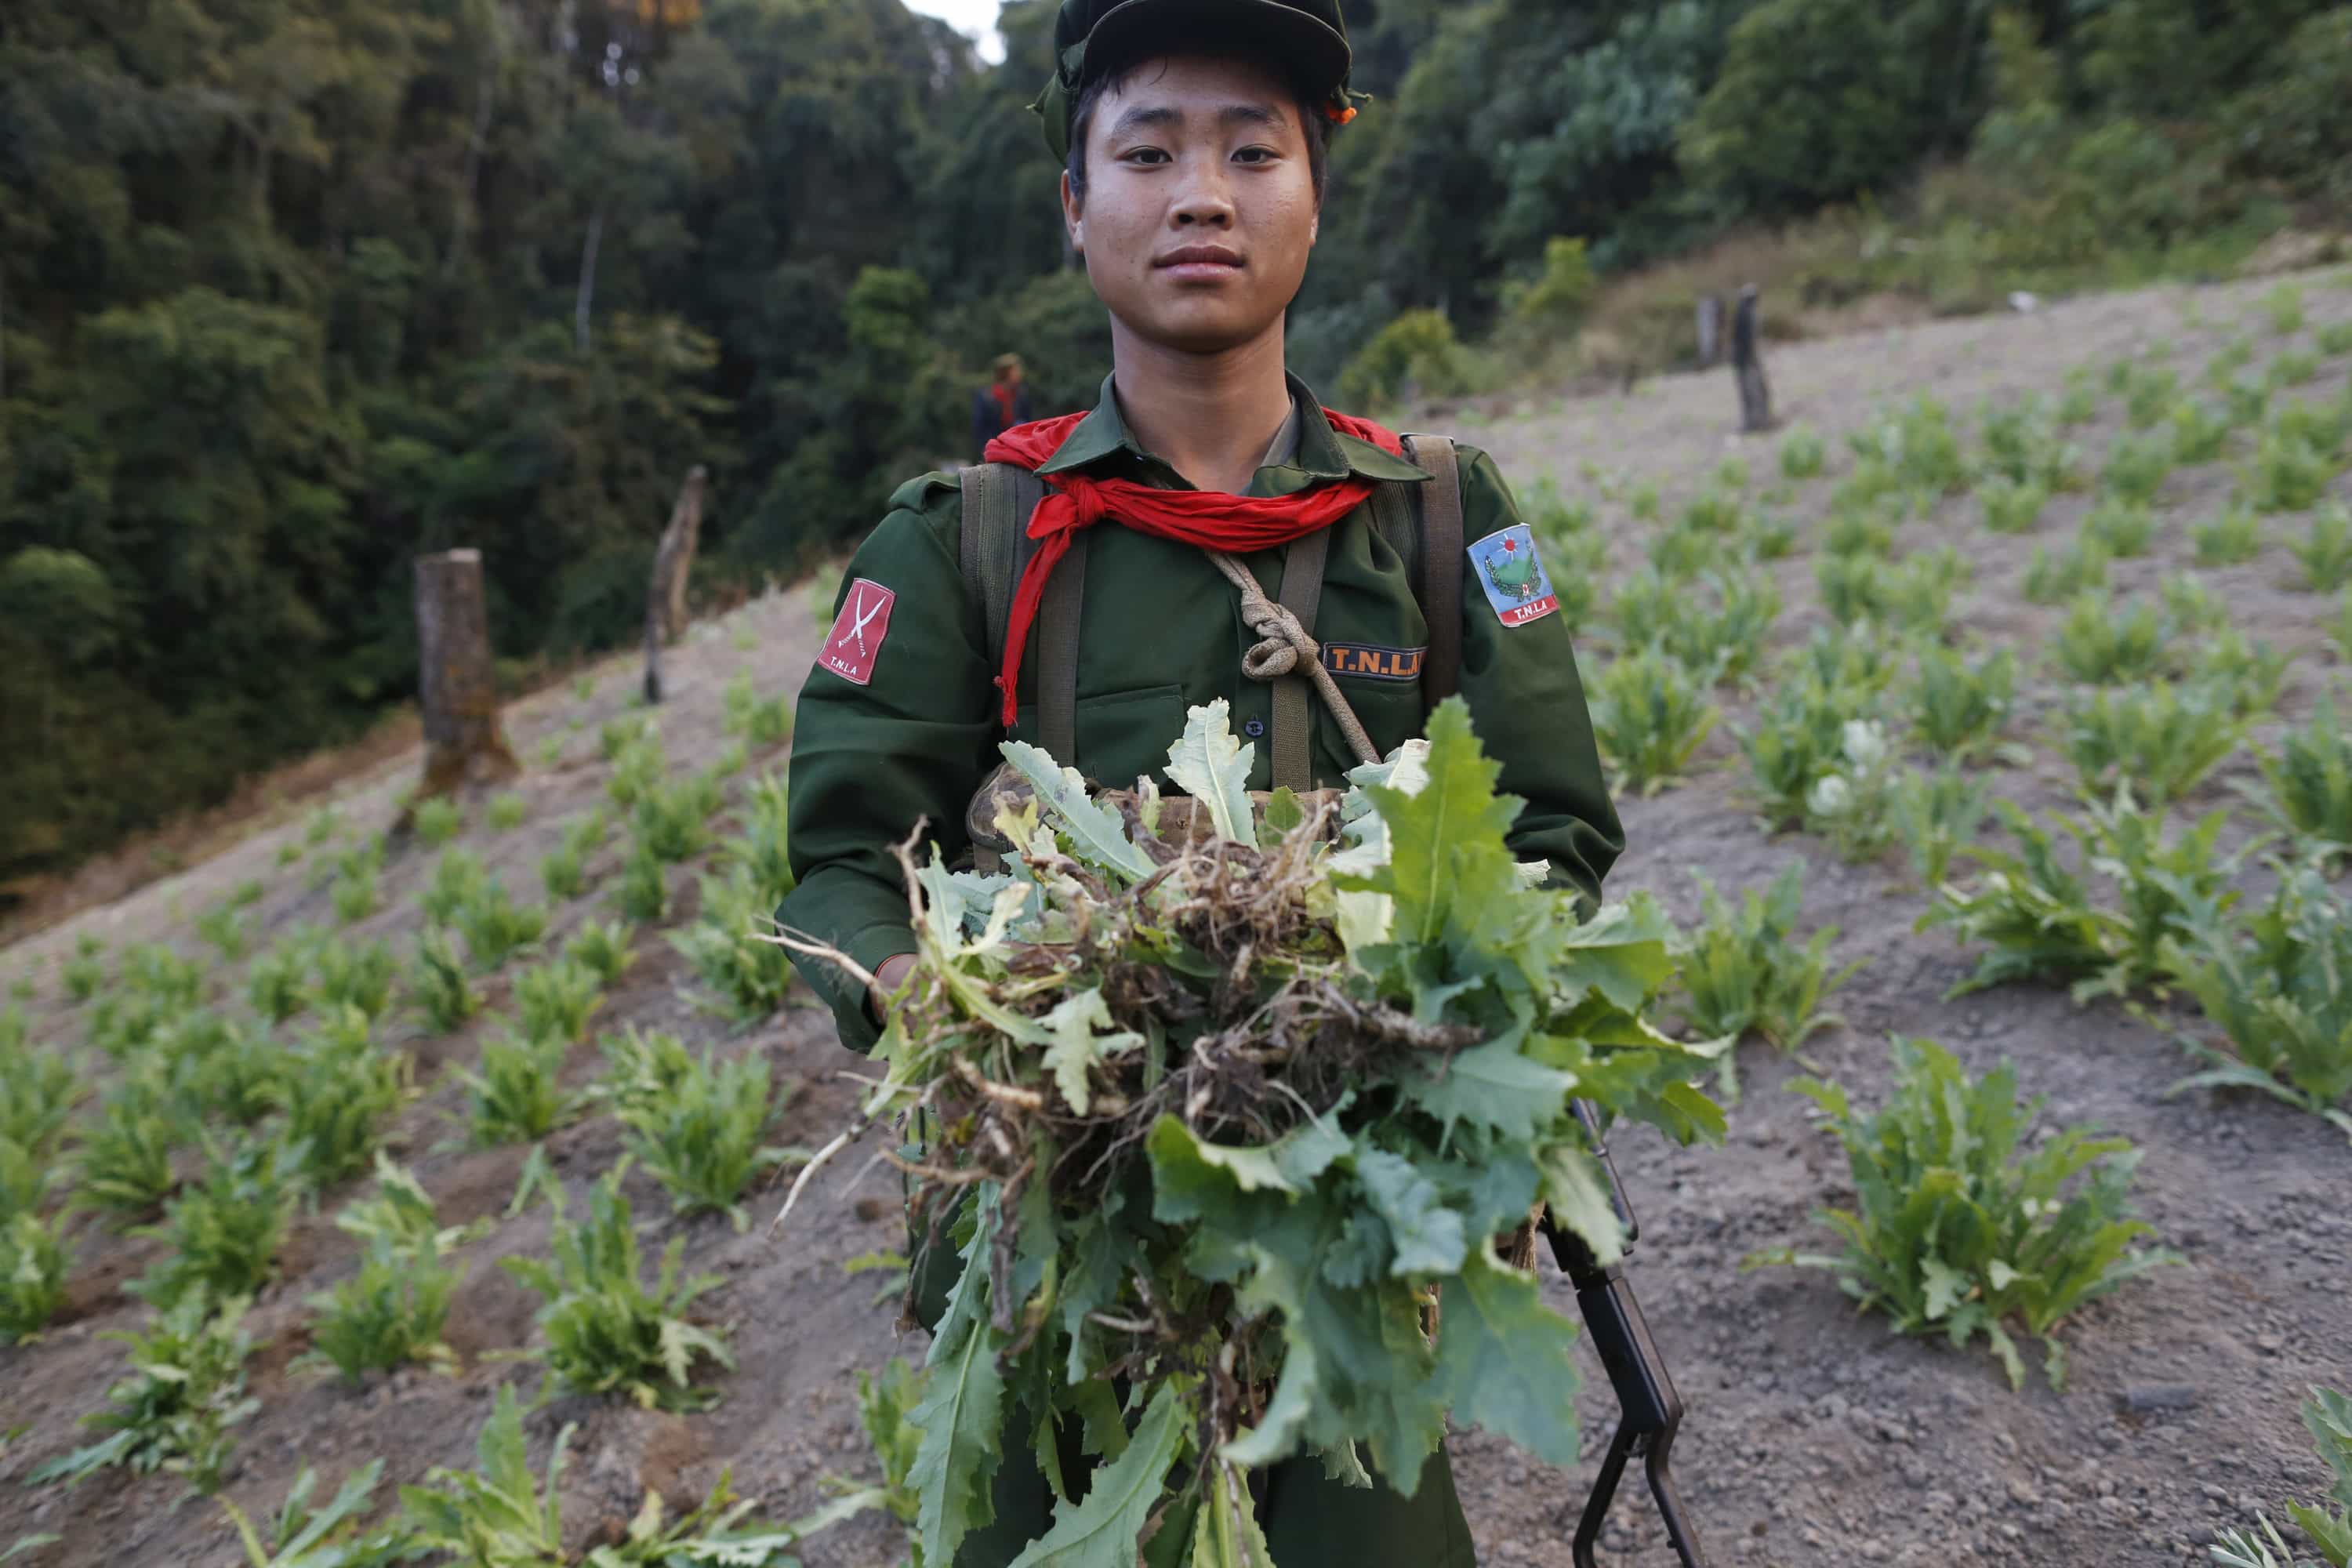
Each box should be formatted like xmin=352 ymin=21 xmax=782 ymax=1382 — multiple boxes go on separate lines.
xmin=1320 ymin=641 xmax=1426 ymax=683
xmin=817 ymin=578 xmax=896 ymax=686
xmin=1466 ymin=524 xmax=1560 ymax=627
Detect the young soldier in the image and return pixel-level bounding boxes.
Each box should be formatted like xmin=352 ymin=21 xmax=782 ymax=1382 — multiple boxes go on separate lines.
xmin=780 ymin=3 xmax=1621 ymax=1562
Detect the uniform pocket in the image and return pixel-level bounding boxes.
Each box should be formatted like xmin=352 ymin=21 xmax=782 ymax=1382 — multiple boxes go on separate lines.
xmin=1015 ymin=682 xmax=1187 ymax=785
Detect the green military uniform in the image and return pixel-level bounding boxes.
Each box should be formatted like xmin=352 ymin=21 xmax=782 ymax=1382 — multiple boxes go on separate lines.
xmin=779 ymin=376 xmax=1621 ymax=1566
xmin=777 ymin=3 xmax=1623 ymax=1563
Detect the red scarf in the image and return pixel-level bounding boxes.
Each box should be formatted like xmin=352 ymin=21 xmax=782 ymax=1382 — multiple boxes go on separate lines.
xmin=982 ymin=408 xmax=1403 ymax=727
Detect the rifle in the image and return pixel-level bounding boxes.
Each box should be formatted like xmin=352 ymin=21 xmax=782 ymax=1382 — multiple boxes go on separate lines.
xmin=1544 ymin=1100 xmax=1711 ymax=1568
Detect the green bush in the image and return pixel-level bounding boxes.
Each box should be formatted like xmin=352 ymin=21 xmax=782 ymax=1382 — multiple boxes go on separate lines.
xmin=1337 ymin=308 xmax=1471 ymax=407
xmin=1670 ymin=863 xmax=1855 ymax=1100
xmin=2082 ymin=497 xmax=2156 ymax=558
xmin=129 ymin=1135 xmax=303 ymax=1309
xmin=2247 ymin=696 xmax=2352 ymax=853
xmin=513 ymin=957 xmax=604 ymax=1046
xmin=62 ymin=935 xmax=107 ymax=1003
xmin=1503 ymin=235 xmax=1597 ymax=332
xmin=1780 ymin=426 xmax=1828 ymax=480
xmin=721 ymin=669 xmax=793 ymax=750
xmin=2122 ymin=364 xmax=2178 ymax=430
xmin=1589 ymin=650 xmax=1719 ymax=796
xmin=501 ymin=1164 xmax=734 ymax=1409
xmin=27 ymin=1292 xmax=258 ymax=1496
xmin=245 ymin=936 xmax=313 ymax=1025
xmin=2193 ymin=503 xmax=2263 ymax=565
xmin=75 ymin=1073 xmax=184 ymax=1216
xmin=452 ymin=880 xmax=548 ymax=972
xmin=2291 ymin=502 xmax=2352 ymax=592
xmin=195 ymin=902 xmax=250 ymax=963
xmin=1977 ymin=395 xmax=2079 ymax=491
xmin=563 ymin=919 xmax=637 ymax=987
xmin=2242 ymin=435 xmax=2332 ymax=513
xmin=2 ymin=1037 xmax=81 ymax=1161
xmin=310 ymin=936 xmax=397 ymax=1021
xmin=394 ymin=1385 xmax=570 ymax=1560
xmin=1906 ymin=644 xmax=2016 ymax=760
xmin=607 ymin=731 xmax=666 ymax=809
xmin=419 ymin=848 xmax=488 ymax=926
xmin=273 ymin=1008 xmax=409 ymax=1189
xmin=1 ymin=1211 xmax=71 ymax=1342
xmin=615 ymin=844 xmax=670 ymax=924
xmin=2167 ymin=397 xmax=2233 ymax=464
xmin=1681 ymin=0 xmax=1924 ymax=212
xmin=724 ymin=771 xmax=794 ymax=907
xmin=2052 ymin=590 xmax=2166 ymax=683
xmin=1740 ymin=667 xmax=1875 ymax=830
xmin=2269 ymin=349 xmax=2320 ymax=389
xmin=1802 ymin=719 xmax=1902 ymax=862
xmin=1978 ymin=477 xmax=2048 ymax=535
xmin=631 ymin=768 xmax=724 ymax=865
xmin=672 ymin=868 xmax=799 ymax=1019
xmin=620 ymin=1046 xmax=794 ymax=1230
xmin=1747 ymin=1037 xmax=2175 ymax=1391
xmin=456 ymin=1028 xmax=579 ymax=1148
xmin=409 ymin=927 xmax=479 ymax=1035
xmin=299 ymin=1158 xmax=485 ymax=1382
xmin=162 ymin=1011 xmax=284 ymax=1127
xmin=1926 ymin=794 xmax=2240 ymax=1003
xmin=2023 ymin=538 xmax=2109 ymax=606
xmin=2161 ymin=863 xmax=2352 ymax=1137
xmin=218 ymin=1460 xmax=413 ymax=1568
xmin=2188 ymin=629 xmax=2292 ymax=720
xmin=2063 ymin=681 xmax=2241 ymax=806
xmin=413 ymin=798 xmax=463 ymax=848
xmin=1892 ymin=764 xmax=1991 ymax=889
xmin=2100 ymin=430 xmax=2174 ymax=504
xmin=329 ymin=847 xmax=381 ymax=926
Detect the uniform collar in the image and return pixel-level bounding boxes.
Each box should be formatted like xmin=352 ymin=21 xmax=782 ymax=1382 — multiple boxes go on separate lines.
xmin=1036 ymin=371 xmax=1430 ymax=491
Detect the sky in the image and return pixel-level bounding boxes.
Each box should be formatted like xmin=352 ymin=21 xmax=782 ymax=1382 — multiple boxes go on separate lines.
xmin=903 ymin=0 xmax=1005 ymax=61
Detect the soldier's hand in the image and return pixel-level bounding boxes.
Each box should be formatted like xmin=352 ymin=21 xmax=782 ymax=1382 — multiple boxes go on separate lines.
xmin=868 ymin=952 xmax=918 ymax=1025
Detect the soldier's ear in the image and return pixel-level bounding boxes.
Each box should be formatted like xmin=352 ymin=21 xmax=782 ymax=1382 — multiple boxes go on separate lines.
xmin=1061 ymin=170 xmax=1083 ymax=254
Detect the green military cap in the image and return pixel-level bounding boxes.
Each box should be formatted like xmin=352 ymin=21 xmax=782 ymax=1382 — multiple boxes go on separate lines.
xmin=1031 ymin=0 xmax=1366 ymax=162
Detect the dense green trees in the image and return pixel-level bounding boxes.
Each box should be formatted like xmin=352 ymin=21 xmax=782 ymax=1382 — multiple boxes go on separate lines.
xmin=0 ymin=0 xmax=2340 ymax=883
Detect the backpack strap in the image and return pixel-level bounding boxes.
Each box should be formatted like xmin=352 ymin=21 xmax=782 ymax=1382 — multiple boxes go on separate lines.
xmin=1269 ymin=528 xmax=1330 ymax=792
xmin=956 ymin=463 xmax=1080 ymax=763
xmin=1396 ymin=434 xmax=1465 ymax=710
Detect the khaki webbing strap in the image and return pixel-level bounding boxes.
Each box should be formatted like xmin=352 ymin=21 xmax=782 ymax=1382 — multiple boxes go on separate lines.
xmin=956 ymin=462 xmax=1050 ymax=698
xmin=1270 ymin=529 xmax=1330 ymax=791
xmin=1035 ymin=529 xmax=1087 ymax=765
xmin=1403 ymin=434 xmax=1465 ymax=709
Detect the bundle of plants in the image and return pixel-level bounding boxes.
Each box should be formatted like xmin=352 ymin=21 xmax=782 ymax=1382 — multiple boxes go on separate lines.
xmin=775 ymin=699 xmax=1721 ymax=1568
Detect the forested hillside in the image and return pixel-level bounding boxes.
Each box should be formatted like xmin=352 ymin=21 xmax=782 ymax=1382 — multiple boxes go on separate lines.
xmin=2 ymin=0 xmax=2346 ymax=885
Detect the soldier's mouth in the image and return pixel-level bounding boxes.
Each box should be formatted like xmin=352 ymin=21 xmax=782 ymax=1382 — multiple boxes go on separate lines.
xmin=1155 ymin=245 xmax=1246 ymax=279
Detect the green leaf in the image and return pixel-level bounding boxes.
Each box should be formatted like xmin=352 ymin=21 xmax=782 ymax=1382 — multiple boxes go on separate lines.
xmin=908 ymin=1285 xmax=1007 ymax=1565
xmin=1403 ymin=1037 xmax=1577 ymax=1146
xmin=1538 ymin=1143 xmax=1626 ymax=1269
xmin=1007 ymin=1380 xmax=1189 ymax=1568
xmin=1429 ymin=1252 xmax=1584 ymax=1467
xmin=1147 ymin=1112 xmax=1348 ymax=1222
xmin=1163 ymin=701 xmax=1255 ymax=844
xmin=998 ymin=740 xmax=1158 ymax=882
xmin=1353 ymin=1148 xmax=1468 ymax=1278
xmin=1188 ymin=1462 xmax=1277 ymax=1568
xmin=1355 ymin=699 xmax=1523 ymax=949
xmin=1039 ymin=989 xmax=1142 ymax=1116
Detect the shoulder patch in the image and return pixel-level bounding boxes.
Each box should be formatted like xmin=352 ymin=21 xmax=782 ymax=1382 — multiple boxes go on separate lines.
xmin=817 ymin=578 xmax=896 ymax=686
xmin=1320 ymin=642 xmax=1427 ymax=683
xmin=1466 ymin=524 xmax=1560 ymax=628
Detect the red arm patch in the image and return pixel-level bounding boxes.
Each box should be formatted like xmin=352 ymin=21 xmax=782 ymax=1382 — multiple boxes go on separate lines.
xmin=817 ymin=578 xmax=896 ymax=686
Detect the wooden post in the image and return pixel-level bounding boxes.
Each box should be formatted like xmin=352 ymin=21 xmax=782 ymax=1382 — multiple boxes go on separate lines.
xmin=1695 ymin=294 xmax=1724 ymax=369
xmin=413 ymin=549 xmax=519 ymax=800
xmin=1732 ymin=285 xmax=1773 ymax=434
xmin=643 ymin=465 xmax=709 ymax=704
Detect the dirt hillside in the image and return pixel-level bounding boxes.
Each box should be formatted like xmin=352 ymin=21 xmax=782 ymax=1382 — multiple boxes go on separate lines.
xmin=3 ymin=265 xmax=2348 ymax=1568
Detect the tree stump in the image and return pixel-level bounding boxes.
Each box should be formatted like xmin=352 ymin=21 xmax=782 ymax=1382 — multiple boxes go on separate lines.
xmin=644 ymin=466 xmax=710 ymax=704
xmin=1695 ymin=293 xmax=1724 ymax=369
xmin=1732 ymin=285 xmax=1773 ymax=434
xmin=414 ymin=549 xmax=518 ymax=800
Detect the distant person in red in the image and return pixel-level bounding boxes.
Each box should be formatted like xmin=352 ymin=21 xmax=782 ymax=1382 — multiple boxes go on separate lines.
xmin=971 ymin=351 xmax=1036 ymax=457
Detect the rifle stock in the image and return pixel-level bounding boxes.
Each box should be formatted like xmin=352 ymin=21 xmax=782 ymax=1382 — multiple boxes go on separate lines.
xmin=1545 ymin=1100 xmax=1711 ymax=1567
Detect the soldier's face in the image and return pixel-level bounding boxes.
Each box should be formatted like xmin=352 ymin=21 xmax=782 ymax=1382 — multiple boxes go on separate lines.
xmin=1064 ymin=55 xmax=1319 ymax=358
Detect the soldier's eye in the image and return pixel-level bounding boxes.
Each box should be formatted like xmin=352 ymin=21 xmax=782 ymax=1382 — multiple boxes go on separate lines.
xmin=1232 ymin=146 xmax=1276 ymax=165
xmin=1122 ymin=146 xmax=1171 ymax=166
